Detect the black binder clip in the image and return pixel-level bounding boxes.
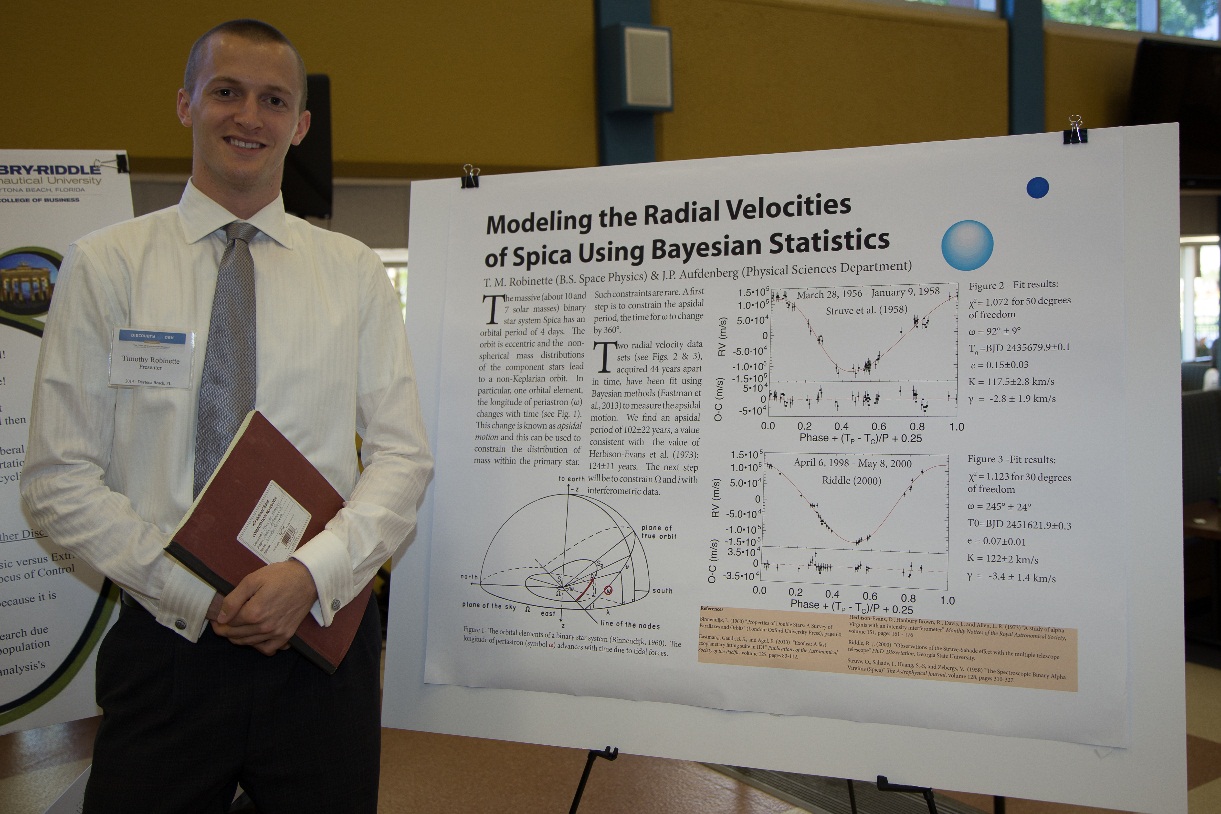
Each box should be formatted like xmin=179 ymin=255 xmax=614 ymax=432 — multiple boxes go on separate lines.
xmin=461 ymin=163 xmax=480 ymax=189
xmin=90 ymin=156 xmax=130 ymax=174
xmin=1063 ymin=115 xmax=1088 ymax=145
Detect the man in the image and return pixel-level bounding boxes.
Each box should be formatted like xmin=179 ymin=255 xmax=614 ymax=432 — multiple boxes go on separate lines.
xmin=21 ymin=19 xmax=431 ymax=813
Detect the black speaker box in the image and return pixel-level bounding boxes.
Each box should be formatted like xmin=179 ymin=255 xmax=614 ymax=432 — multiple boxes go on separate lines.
xmin=282 ymin=74 xmax=333 ymax=218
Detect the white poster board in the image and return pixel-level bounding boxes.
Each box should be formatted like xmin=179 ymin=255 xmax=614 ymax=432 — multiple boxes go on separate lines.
xmin=385 ymin=126 xmax=1185 ymax=812
xmin=0 ymin=151 xmax=132 ymax=735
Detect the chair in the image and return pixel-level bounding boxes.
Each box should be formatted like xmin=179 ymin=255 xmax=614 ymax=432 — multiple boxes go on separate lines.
xmin=1182 ymin=389 xmax=1221 ymax=503
xmin=1183 ymin=360 xmax=1212 ymax=391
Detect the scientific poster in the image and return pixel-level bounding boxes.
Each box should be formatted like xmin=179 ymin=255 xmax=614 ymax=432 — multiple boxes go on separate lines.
xmin=386 ymin=126 xmax=1185 ymax=811
xmin=0 ymin=151 xmax=132 ymax=734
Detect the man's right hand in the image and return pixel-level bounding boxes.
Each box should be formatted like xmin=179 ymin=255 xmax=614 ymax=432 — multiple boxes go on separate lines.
xmin=209 ymin=560 xmax=319 ymax=656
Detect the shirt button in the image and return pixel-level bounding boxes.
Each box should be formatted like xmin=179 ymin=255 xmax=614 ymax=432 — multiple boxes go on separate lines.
xmin=331 ymin=599 xmax=341 ymax=611
xmin=174 ymin=619 xmax=187 ymax=630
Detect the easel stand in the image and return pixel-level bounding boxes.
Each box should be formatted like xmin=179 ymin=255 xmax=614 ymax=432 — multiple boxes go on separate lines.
xmin=846 ymin=776 xmax=1006 ymax=814
xmin=569 ymin=746 xmax=618 ymax=813
xmin=876 ymin=776 xmax=940 ymax=813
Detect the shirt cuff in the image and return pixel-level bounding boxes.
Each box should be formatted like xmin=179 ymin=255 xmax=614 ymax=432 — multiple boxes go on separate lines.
xmin=292 ymin=528 xmax=351 ymax=627
xmin=155 ymin=564 xmax=217 ymax=641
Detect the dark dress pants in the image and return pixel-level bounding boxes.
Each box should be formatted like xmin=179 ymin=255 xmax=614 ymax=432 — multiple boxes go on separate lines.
xmin=83 ymin=593 xmax=382 ymax=814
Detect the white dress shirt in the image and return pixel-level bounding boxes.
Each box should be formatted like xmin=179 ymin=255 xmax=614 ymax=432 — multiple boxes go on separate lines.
xmin=21 ymin=181 xmax=432 ymax=640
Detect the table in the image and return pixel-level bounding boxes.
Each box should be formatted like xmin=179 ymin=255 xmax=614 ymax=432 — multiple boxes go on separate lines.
xmin=1185 ymin=501 xmax=1221 ymax=643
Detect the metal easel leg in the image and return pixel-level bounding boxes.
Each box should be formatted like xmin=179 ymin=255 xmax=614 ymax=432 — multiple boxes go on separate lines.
xmin=877 ymin=775 xmax=939 ymax=814
xmin=569 ymin=747 xmax=619 ymax=813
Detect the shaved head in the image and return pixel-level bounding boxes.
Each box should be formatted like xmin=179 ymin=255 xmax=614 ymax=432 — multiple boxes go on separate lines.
xmin=184 ymin=19 xmax=308 ymax=111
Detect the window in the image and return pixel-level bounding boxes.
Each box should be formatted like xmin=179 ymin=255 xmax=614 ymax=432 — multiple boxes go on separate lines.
xmin=1182 ymin=237 xmax=1220 ymax=360
xmin=906 ymin=0 xmax=999 ymax=11
xmin=905 ymin=0 xmax=1220 ymax=39
xmin=374 ymin=248 xmax=410 ymax=321
xmin=1043 ymin=0 xmax=1219 ymax=40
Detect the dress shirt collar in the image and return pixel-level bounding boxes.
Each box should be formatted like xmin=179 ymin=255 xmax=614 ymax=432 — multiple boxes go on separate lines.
xmin=176 ymin=179 xmax=295 ymax=250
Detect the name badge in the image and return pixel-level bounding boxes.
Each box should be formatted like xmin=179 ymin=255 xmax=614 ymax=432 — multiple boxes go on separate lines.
xmin=109 ymin=328 xmax=194 ymax=388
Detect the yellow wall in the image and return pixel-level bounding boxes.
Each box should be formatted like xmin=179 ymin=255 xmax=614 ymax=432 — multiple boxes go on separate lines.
xmin=9 ymin=1 xmax=598 ymax=177
xmin=655 ymin=0 xmax=1008 ymax=159
xmin=1044 ymin=24 xmax=1139 ymax=131
xmin=7 ymin=1 xmax=1144 ymax=177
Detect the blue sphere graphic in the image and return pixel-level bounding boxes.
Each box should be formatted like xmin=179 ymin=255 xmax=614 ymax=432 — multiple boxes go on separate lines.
xmin=1027 ymin=176 xmax=1050 ymax=199
xmin=941 ymin=220 xmax=994 ymax=271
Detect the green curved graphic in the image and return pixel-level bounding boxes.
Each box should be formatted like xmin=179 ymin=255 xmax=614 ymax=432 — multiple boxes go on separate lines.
xmin=0 ymin=314 xmax=115 ymax=729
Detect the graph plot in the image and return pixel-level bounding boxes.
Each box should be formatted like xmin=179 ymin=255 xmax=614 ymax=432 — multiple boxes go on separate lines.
xmin=479 ymin=493 xmax=650 ymax=617
xmin=760 ymin=452 xmax=950 ymax=591
xmin=769 ymin=283 xmax=959 ymax=417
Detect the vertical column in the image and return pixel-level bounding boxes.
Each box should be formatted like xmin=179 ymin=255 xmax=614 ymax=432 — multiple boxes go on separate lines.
xmin=1004 ymin=0 xmax=1046 ymax=135
xmin=596 ymin=0 xmax=657 ymax=165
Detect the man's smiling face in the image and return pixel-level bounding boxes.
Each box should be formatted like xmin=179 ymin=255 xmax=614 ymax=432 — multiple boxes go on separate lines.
xmin=176 ymin=32 xmax=310 ymax=218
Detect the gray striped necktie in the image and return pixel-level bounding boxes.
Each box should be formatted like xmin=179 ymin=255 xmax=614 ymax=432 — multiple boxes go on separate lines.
xmin=194 ymin=221 xmax=258 ymax=495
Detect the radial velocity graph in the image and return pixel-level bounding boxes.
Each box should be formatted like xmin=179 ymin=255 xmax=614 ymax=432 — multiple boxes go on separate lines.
xmin=760 ymin=452 xmax=950 ymax=591
xmin=768 ymin=283 xmax=959 ymax=417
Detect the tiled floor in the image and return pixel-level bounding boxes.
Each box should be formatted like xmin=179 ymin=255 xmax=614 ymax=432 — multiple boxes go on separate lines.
xmin=0 ymin=715 xmax=802 ymax=814
xmin=3 ymin=658 xmax=1219 ymax=813
xmin=935 ymin=658 xmax=1221 ymax=814
xmin=378 ymin=731 xmax=800 ymax=813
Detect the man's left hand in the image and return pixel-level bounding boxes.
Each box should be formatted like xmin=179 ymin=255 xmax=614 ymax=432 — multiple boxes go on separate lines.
xmin=211 ymin=559 xmax=318 ymax=655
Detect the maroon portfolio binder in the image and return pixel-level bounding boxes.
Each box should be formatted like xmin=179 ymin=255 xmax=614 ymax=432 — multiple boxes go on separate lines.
xmin=166 ymin=411 xmax=370 ymax=673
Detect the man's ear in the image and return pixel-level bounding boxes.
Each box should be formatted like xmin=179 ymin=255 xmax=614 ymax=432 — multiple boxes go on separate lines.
xmin=176 ymin=89 xmax=192 ymax=127
xmin=291 ymin=109 xmax=311 ymax=147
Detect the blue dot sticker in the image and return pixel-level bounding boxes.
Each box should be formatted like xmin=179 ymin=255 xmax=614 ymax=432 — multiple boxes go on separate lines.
xmin=1027 ymin=177 xmax=1049 ymax=199
xmin=941 ymin=220 xmax=994 ymax=272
